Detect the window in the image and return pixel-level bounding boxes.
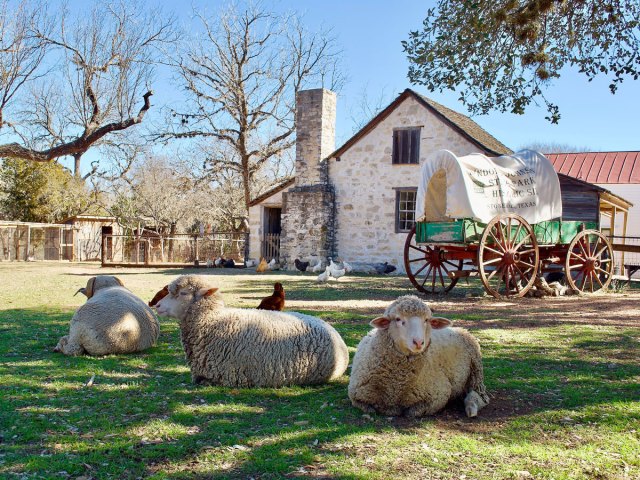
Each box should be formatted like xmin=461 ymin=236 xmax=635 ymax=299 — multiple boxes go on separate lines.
xmin=392 ymin=127 xmax=421 ymax=164
xmin=396 ymin=189 xmax=417 ymax=233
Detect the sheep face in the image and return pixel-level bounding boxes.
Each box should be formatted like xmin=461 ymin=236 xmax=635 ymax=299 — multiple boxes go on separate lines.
xmin=371 ymin=296 xmax=451 ymax=355
xmin=155 ymin=282 xmax=219 ymax=320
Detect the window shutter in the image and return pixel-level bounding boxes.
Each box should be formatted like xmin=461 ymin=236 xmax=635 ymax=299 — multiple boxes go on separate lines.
xmin=410 ymin=128 xmax=420 ymax=164
xmin=392 ymin=130 xmax=399 ymax=164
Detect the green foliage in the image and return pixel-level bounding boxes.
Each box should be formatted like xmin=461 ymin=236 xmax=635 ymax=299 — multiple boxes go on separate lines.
xmin=403 ymin=0 xmax=640 ymax=123
xmin=0 ymin=158 xmax=94 ymax=222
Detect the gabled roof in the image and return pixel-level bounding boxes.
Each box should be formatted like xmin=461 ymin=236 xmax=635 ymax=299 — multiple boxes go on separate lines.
xmin=546 ymin=152 xmax=640 ymax=184
xmin=330 ymin=88 xmax=512 ymax=159
xmin=248 ymin=178 xmax=295 ymax=207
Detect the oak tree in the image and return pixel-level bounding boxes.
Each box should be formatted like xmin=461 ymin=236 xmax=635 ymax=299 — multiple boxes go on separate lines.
xmin=403 ymin=0 xmax=640 ymax=123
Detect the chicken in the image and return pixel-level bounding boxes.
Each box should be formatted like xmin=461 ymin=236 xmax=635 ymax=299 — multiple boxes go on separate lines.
xmin=256 ymin=258 xmax=268 ymax=273
xmin=148 ymin=285 xmax=169 ymax=307
xmin=311 ymin=260 xmax=325 ymax=273
xmin=342 ymin=261 xmax=353 ymax=273
xmin=256 ymin=282 xmax=285 ymax=311
xmin=223 ymin=258 xmax=235 ymax=268
xmin=330 ymin=267 xmax=346 ymax=280
xmin=294 ymin=258 xmax=310 ymax=272
xmin=316 ymin=266 xmax=331 ymax=283
xmin=267 ymin=258 xmax=280 ymax=270
xmin=214 ymin=257 xmax=224 ymax=268
xmin=374 ymin=262 xmax=397 ymax=274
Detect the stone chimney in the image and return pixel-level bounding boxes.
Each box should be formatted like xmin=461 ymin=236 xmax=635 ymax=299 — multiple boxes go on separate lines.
xmin=294 ymin=88 xmax=336 ymax=186
xmin=279 ymin=88 xmax=337 ymax=269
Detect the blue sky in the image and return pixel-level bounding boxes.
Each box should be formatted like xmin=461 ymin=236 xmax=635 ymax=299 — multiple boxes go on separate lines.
xmin=59 ymin=0 xmax=639 ymax=171
xmin=149 ymin=0 xmax=638 ymax=153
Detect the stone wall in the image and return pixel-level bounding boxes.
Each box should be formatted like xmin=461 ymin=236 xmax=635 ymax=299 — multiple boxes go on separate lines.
xmin=329 ymin=95 xmax=489 ymax=273
xmin=280 ymin=184 xmax=335 ymax=268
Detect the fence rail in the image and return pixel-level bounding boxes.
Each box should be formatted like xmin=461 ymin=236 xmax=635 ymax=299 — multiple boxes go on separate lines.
xmin=102 ymin=232 xmax=249 ymax=267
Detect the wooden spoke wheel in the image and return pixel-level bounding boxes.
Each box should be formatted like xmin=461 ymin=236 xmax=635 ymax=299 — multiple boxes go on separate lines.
xmin=404 ymin=225 xmax=463 ymax=294
xmin=565 ymin=230 xmax=613 ymax=293
xmin=478 ymin=214 xmax=539 ymax=298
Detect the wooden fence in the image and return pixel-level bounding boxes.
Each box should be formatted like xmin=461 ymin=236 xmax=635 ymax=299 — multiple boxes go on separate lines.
xmin=101 ymin=232 xmax=249 ymax=267
xmin=261 ymin=233 xmax=280 ymax=262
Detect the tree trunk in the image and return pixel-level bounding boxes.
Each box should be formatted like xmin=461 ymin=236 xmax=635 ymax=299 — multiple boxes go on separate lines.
xmin=73 ymin=153 xmax=82 ymax=178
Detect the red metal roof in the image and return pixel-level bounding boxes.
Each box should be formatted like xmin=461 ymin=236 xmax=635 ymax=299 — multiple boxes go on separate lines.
xmin=546 ymin=151 xmax=640 ymax=184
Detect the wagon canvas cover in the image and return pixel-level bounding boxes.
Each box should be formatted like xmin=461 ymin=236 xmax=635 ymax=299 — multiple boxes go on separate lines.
xmin=415 ymin=149 xmax=562 ymax=224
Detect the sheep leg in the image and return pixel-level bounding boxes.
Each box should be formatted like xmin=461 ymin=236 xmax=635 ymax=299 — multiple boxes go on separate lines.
xmin=54 ymin=336 xmax=85 ymax=356
xmin=350 ymin=398 xmax=382 ymax=415
xmin=404 ymin=401 xmax=439 ymax=418
xmin=464 ymin=390 xmax=488 ymax=418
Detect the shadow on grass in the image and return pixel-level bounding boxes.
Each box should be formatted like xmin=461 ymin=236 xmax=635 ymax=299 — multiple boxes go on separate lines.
xmin=1 ymin=306 xmax=639 ymax=478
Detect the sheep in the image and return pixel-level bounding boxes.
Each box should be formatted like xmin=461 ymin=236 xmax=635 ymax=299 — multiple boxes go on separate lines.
xmin=348 ymin=295 xmax=489 ymax=418
xmin=55 ymin=276 xmax=160 ymax=356
xmin=153 ymin=275 xmax=349 ymax=388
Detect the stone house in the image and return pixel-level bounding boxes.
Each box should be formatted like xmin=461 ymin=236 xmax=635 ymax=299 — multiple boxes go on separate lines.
xmin=248 ymin=88 xmax=512 ymax=272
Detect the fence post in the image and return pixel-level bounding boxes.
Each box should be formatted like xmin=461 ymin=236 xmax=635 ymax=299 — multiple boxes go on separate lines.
xmin=144 ymin=240 xmax=150 ymax=266
xmin=101 ymin=235 xmax=106 ymax=266
xmin=194 ymin=235 xmax=200 ymax=267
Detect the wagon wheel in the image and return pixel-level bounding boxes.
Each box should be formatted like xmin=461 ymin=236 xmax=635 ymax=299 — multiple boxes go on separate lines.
xmin=565 ymin=230 xmax=613 ymax=293
xmin=404 ymin=225 xmax=463 ymax=294
xmin=478 ymin=214 xmax=539 ymax=298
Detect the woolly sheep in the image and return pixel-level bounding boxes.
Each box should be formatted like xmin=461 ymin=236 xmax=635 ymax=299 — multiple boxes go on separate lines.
xmin=348 ymin=295 xmax=489 ymax=418
xmin=54 ymin=276 xmax=160 ymax=356
xmin=153 ymin=275 xmax=349 ymax=388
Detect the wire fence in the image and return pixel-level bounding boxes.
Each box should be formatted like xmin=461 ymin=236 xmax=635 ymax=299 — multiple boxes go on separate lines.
xmin=610 ymin=235 xmax=640 ymax=280
xmin=0 ymin=223 xmax=74 ymax=261
xmin=101 ymin=232 xmax=249 ymax=267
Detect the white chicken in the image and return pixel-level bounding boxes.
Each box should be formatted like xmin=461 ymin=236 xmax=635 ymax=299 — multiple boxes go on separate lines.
xmin=342 ymin=261 xmax=353 ymax=273
xmin=330 ymin=267 xmax=346 ymax=280
xmin=311 ymin=260 xmax=325 ymax=273
xmin=329 ymin=258 xmax=346 ymax=280
xmin=267 ymin=258 xmax=278 ymax=270
xmin=316 ymin=266 xmax=331 ymax=283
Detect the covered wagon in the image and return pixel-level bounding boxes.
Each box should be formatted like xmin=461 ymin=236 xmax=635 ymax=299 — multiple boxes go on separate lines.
xmin=404 ymin=150 xmax=614 ymax=298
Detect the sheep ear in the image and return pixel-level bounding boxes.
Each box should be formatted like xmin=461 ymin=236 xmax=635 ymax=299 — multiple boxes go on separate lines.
xmin=74 ymin=287 xmax=87 ymax=297
xmin=430 ymin=317 xmax=452 ymax=329
xmin=114 ymin=276 xmax=124 ymax=287
xmin=85 ymin=277 xmax=96 ymax=299
xmin=370 ymin=317 xmax=391 ymax=329
xmin=196 ymin=287 xmax=218 ymax=299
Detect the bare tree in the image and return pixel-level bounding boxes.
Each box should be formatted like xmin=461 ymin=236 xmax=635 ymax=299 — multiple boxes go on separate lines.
xmin=519 ymin=142 xmax=594 ymax=154
xmin=0 ymin=0 xmax=176 ymax=174
xmin=0 ymin=1 xmax=50 ymax=132
xmin=164 ymin=3 xmax=344 ymax=210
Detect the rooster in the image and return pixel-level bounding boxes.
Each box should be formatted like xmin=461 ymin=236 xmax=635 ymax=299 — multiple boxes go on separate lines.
xmin=256 ymin=282 xmax=285 ymax=311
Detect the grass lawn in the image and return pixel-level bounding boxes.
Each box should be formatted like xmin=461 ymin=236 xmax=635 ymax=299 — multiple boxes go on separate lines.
xmin=0 ymin=262 xmax=639 ymax=479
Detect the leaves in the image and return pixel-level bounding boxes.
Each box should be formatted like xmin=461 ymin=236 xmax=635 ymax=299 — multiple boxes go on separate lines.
xmin=404 ymin=0 xmax=640 ymax=123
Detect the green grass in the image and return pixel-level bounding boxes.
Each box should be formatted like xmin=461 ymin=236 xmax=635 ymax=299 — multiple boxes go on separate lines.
xmin=0 ymin=263 xmax=638 ymax=479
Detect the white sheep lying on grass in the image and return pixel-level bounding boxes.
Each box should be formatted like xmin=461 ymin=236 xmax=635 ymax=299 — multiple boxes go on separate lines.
xmin=348 ymin=295 xmax=489 ymax=417
xmin=55 ymin=276 xmax=160 ymax=356
xmin=153 ymin=275 xmax=349 ymax=387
